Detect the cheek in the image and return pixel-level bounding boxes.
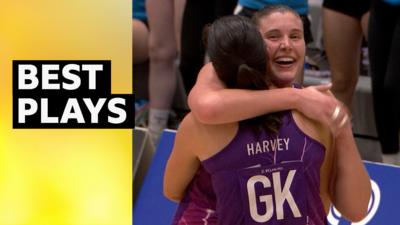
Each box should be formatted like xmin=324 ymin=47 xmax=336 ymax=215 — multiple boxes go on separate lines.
xmin=266 ymin=43 xmax=278 ymax=59
xmin=294 ymin=42 xmax=306 ymax=56
xmin=299 ymin=47 xmax=306 ymax=57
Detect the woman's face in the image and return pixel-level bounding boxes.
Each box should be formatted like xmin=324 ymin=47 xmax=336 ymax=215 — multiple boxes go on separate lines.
xmin=258 ymin=12 xmax=305 ymax=87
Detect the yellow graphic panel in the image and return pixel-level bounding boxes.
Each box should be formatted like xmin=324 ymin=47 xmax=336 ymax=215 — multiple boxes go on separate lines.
xmin=0 ymin=0 xmax=132 ymax=224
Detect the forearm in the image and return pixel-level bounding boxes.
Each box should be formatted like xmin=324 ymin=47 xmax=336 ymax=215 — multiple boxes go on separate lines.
xmin=331 ymin=126 xmax=371 ymax=221
xmin=188 ymin=63 xmax=340 ymax=129
xmin=189 ymin=87 xmax=300 ymax=124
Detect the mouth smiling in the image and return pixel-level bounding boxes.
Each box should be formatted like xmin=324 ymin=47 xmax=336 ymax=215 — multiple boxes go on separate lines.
xmin=274 ymin=56 xmax=296 ymax=68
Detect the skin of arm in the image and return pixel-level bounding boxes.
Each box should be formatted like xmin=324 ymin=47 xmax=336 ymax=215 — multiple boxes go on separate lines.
xmin=318 ymin=91 xmax=371 ymax=221
xmin=329 ymin=122 xmax=371 ymax=222
xmin=163 ymin=113 xmax=237 ymax=202
xmin=188 ymin=63 xmax=299 ymax=123
xmin=188 ymin=63 xmax=347 ymax=135
xmin=163 ymin=114 xmax=201 ymax=202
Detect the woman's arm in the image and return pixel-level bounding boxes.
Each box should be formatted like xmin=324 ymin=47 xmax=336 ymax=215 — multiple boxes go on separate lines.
xmin=188 ymin=63 xmax=347 ymax=135
xmin=163 ymin=114 xmax=201 ymax=202
xmin=329 ymin=122 xmax=371 ymax=222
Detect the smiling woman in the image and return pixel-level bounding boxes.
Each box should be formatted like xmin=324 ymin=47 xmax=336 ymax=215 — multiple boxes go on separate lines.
xmin=253 ymin=7 xmax=305 ymax=87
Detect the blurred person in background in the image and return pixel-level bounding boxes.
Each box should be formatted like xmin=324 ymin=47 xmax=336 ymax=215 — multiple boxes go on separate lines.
xmin=146 ymin=0 xmax=186 ymax=146
xmin=322 ymin=0 xmax=370 ymax=109
xmin=368 ymin=0 xmax=400 ymax=162
xmin=133 ymin=0 xmax=149 ymax=65
xmin=179 ymin=0 xmax=237 ymax=95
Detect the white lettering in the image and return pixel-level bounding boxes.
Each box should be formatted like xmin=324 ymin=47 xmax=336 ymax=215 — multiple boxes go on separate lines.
xmin=283 ymin=138 xmax=289 ymax=150
xmin=82 ymin=64 xmax=102 ymax=90
xmin=247 ymin=170 xmax=301 ymax=222
xmin=273 ymin=170 xmax=301 ymax=219
xmin=271 ymin=139 xmax=278 ymax=151
xmin=108 ymin=97 xmax=126 ymax=124
xmin=18 ymin=98 xmax=38 ymax=123
xmin=247 ymin=175 xmax=274 ymax=222
xmin=18 ymin=64 xmax=38 ymax=90
xmin=256 ymin=143 xmax=263 ymax=154
xmin=277 ymin=139 xmax=283 ymax=151
xmin=246 ymin=138 xmax=290 ymax=156
xmin=83 ymin=98 xmax=106 ymax=123
xmin=247 ymin=143 xmax=255 ymax=156
xmin=263 ymin=140 xmax=270 ymax=152
xmin=60 ymin=98 xmax=85 ymax=123
xmin=41 ymin=98 xmax=58 ymax=123
xmin=42 ymin=64 xmax=61 ymax=89
xmin=62 ymin=64 xmax=81 ymax=90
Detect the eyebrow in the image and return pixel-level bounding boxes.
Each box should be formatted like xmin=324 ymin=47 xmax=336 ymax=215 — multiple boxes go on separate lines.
xmin=291 ymin=29 xmax=303 ymax=33
xmin=263 ymin=28 xmax=303 ymax=35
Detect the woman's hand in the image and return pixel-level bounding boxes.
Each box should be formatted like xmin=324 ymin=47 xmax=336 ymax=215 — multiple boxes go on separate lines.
xmin=296 ymin=83 xmax=350 ymax=136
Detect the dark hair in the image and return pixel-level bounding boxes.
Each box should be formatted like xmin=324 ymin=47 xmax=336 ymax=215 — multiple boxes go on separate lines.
xmin=252 ymin=4 xmax=302 ymax=27
xmin=205 ymin=15 xmax=281 ymax=133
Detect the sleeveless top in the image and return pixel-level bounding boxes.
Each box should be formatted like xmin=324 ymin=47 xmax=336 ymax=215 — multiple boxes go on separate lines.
xmin=201 ymin=110 xmax=327 ymax=225
xmin=171 ymin=165 xmax=218 ymax=225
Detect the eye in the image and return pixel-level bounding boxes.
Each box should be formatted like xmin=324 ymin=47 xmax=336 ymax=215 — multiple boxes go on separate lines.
xmin=290 ymin=33 xmax=303 ymax=40
xmin=266 ymin=33 xmax=280 ymax=41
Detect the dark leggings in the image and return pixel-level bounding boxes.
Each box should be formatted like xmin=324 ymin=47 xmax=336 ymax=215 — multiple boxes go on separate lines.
xmin=179 ymin=0 xmax=237 ymax=94
xmin=368 ymin=0 xmax=400 ymax=153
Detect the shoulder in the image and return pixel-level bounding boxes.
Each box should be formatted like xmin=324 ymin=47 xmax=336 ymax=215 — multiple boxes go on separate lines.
xmin=179 ymin=112 xmax=197 ymax=129
xmin=291 ymin=110 xmax=332 ymax=150
xmin=175 ymin=113 xmax=202 ymax=144
xmin=178 ymin=113 xmax=239 ymax=160
xmin=176 ymin=112 xmax=204 ymax=138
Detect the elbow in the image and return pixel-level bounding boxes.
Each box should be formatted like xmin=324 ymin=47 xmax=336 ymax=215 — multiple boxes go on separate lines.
xmin=349 ymin=193 xmax=371 ymax=222
xmin=163 ymin=178 xmax=184 ymax=203
xmin=188 ymin=93 xmax=221 ymax=124
xmin=350 ymin=180 xmax=372 ymax=222
xmin=163 ymin=187 xmax=183 ymax=203
xmin=164 ymin=194 xmax=182 ymax=203
xmin=340 ymin=189 xmax=371 ymax=222
xmin=345 ymin=208 xmax=368 ymax=222
xmin=335 ymin=202 xmax=368 ymax=222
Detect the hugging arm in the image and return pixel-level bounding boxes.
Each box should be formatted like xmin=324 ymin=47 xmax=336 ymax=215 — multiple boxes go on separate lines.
xmin=189 ymin=63 xmax=347 ymax=135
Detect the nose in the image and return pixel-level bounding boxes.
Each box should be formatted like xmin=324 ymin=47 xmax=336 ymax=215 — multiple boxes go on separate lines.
xmin=279 ymin=36 xmax=291 ymax=50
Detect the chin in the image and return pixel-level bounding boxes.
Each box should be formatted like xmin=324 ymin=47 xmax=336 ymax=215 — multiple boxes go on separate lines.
xmin=273 ymin=73 xmax=296 ymax=86
xmin=272 ymin=77 xmax=294 ymax=87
